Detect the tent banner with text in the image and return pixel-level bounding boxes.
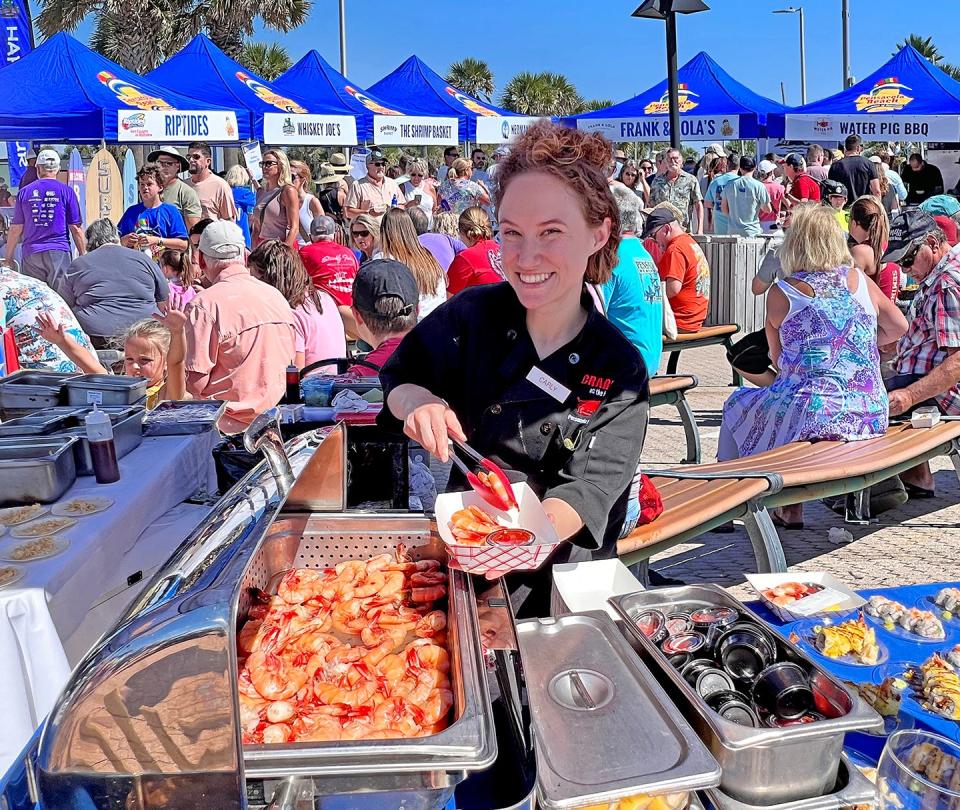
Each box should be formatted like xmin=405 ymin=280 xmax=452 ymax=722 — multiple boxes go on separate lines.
xmin=373 ymin=115 xmax=458 ymax=145
xmin=576 ymin=115 xmax=738 ymax=142
xmin=2 ymin=0 xmax=33 ymax=186
xmin=263 ymin=113 xmax=358 ymax=145
xmin=116 ymin=110 xmax=240 ymax=142
xmin=475 ymin=116 xmax=544 ymax=144
xmin=784 ymin=114 xmax=960 ymax=142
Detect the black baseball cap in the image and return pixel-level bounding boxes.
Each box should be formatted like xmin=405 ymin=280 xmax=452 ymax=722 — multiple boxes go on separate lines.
xmin=883 ymin=207 xmax=938 ymax=263
xmin=353 ymin=259 xmax=419 ymax=316
xmin=784 ymin=153 xmax=805 ymax=169
xmin=639 ymin=207 xmax=678 ymax=239
xmin=739 ymin=155 xmax=756 ymax=171
xmin=822 ymin=179 xmax=847 ymax=198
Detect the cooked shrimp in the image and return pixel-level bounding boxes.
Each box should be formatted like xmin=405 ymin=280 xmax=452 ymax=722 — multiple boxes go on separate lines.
xmin=246 ymin=651 xmax=308 ymax=701
xmin=415 ymin=610 xmax=447 ymax=638
xmin=237 ymin=620 xmax=262 ymax=656
xmin=373 ymin=696 xmax=424 ymax=737
xmin=403 ymin=585 xmax=447 ymax=603
xmin=407 ymin=643 xmax=450 ymax=673
xmin=295 ymin=712 xmax=343 ymax=742
xmin=410 ymin=570 xmax=446 ymax=587
xmin=265 ymin=700 xmax=297 ymax=724
xmin=419 ymin=688 xmax=454 ymax=726
xmin=262 ymin=723 xmax=294 ymax=744
xmin=277 ymin=568 xmax=330 ymax=605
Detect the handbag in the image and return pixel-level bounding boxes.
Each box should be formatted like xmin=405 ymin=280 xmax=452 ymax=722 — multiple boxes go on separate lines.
xmin=661 ymin=282 xmax=678 ymax=340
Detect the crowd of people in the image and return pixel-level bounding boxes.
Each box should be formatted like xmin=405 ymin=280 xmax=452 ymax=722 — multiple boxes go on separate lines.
xmin=2 ymin=126 xmax=959 ymax=563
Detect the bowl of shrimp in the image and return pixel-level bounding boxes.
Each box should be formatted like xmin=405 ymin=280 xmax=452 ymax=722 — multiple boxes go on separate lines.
xmin=434 ymin=483 xmax=560 ymax=576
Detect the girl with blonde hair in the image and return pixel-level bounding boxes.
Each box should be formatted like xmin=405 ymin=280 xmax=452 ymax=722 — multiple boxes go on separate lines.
xmin=379 ymin=208 xmax=447 ymax=319
xmin=350 ymin=213 xmax=381 ymax=263
xmin=122 ymin=309 xmax=188 ymax=409
xmin=447 ymin=206 xmax=504 ymax=295
xmin=252 ymin=149 xmax=298 ymax=248
xmin=719 ymin=203 xmax=907 ymax=527
xmin=438 ymin=157 xmax=490 ymax=215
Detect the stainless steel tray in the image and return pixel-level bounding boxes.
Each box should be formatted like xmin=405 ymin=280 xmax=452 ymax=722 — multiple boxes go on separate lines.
xmin=0 ymin=412 xmax=75 ymax=437
xmin=56 ymin=408 xmax=144 ymax=475
xmin=609 ymin=585 xmax=882 ymax=805
xmin=64 ymin=373 xmax=147 ymax=406
xmin=0 ymin=370 xmax=77 ymax=415
xmin=517 ymin=611 xmax=720 ymax=810
xmin=0 ymin=435 xmax=78 ymax=504
xmin=702 ymin=753 xmax=876 ymax=810
xmin=142 ymin=400 xmax=226 ymax=435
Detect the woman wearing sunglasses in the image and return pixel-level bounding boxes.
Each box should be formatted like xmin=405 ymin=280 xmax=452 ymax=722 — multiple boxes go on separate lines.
xmin=350 ymin=214 xmax=382 ymax=264
xmin=379 ymin=121 xmax=650 ymax=617
xmin=251 ymin=149 xmax=299 ymax=250
xmin=401 ymin=159 xmax=437 ymax=229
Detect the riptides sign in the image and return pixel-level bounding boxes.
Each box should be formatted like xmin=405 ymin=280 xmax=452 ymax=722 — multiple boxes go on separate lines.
xmin=373 ymin=115 xmax=459 ymax=146
xmin=116 ymin=110 xmax=240 ymax=142
xmin=263 ymin=113 xmax=358 ymax=145
xmin=576 ymin=115 xmax=738 ymax=142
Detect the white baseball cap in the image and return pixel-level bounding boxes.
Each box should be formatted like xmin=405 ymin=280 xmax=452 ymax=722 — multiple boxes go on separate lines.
xmin=758 ymin=159 xmax=777 ymax=174
xmin=868 ymin=155 xmax=883 ymax=164
xmin=36 ymin=149 xmax=61 ymax=168
xmin=198 ymin=220 xmax=246 ymax=260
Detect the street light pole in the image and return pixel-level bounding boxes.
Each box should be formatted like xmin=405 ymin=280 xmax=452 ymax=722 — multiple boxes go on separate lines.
xmin=841 ymin=0 xmax=852 ymax=88
xmin=772 ymin=7 xmax=806 ymax=104
xmin=338 ymin=0 xmax=348 ymax=75
xmin=632 ymin=0 xmax=710 ymax=150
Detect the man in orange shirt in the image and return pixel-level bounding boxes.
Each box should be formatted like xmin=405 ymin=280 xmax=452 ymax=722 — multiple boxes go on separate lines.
xmin=640 ymin=208 xmax=710 ymax=332
xmin=184 ymin=220 xmax=296 ymax=433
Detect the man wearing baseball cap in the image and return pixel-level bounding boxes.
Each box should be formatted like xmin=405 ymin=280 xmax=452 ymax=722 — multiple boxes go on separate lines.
xmin=5 ymin=148 xmax=85 ymax=294
xmin=300 ymin=214 xmax=360 ymax=336
xmin=344 ymin=148 xmax=407 ymax=222
xmin=147 ymin=146 xmax=202 ymax=229
xmin=883 ymin=210 xmax=960 ymax=493
xmin=182 ymin=219 xmax=295 ymax=433
xmin=347 ymin=258 xmax=419 ymax=376
xmin=783 ymin=153 xmax=821 ymax=206
xmin=757 ymin=159 xmax=784 ymax=232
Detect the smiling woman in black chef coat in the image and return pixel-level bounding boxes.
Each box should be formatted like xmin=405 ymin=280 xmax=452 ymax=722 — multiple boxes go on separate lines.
xmin=379 ymin=121 xmax=650 ymax=616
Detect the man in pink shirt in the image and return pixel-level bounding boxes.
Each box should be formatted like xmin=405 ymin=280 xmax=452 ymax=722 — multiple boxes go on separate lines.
xmin=184 ymin=220 xmax=296 ymax=433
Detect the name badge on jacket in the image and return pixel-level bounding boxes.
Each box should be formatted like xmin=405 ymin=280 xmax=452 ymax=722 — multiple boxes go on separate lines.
xmin=526 ymin=366 xmax=571 ymax=404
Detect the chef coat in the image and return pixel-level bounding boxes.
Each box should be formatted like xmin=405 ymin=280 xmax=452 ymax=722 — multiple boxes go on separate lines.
xmin=379 ymin=282 xmax=649 ymax=560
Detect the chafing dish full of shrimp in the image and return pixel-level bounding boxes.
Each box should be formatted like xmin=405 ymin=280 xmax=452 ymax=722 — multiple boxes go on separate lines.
xmin=236 ymin=543 xmax=453 ymax=744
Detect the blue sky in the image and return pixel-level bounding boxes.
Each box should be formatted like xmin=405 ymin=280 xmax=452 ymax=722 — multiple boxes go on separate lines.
xmin=73 ymin=0 xmax=960 ymax=107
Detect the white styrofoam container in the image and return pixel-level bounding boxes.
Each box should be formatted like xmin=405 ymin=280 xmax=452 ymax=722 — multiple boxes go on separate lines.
xmin=434 ymin=482 xmax=560 ymax=576
xmin=745 ymin=571 xmax=866 ymax=622
xmin=552 ymin=559 xmax=645 ymax=618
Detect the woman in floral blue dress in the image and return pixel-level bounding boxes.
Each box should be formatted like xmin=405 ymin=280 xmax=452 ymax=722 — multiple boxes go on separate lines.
xmin=719 ymin=204 xmax=908 ymax=527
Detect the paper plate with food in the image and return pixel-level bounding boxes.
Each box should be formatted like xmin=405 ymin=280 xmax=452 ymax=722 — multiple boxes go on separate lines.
xmin=863 ymin=595 xmax=947 ymax=643
xmin=51 ymin=496 xmax=114 ymax=517
xmin=0 ymin=564 xmax=25 ymax=589
xmin=11 ymin=516 xmax=77 ymax=538
xmin=434 ymin=482 xmax=560 ymax=576
xmin=0 ymin=535 xmax=68 ymax=563
xmin=746 ymin=572 xmax=864 ymax=621
xmin=0 ymin=504 xmax=50 ymax=527
xmin=792 ymin=612 xmax=887 ymax=667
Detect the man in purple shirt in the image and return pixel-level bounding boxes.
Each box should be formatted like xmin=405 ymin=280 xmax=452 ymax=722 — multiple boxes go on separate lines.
xmin=407 ymin=206 xmax=464 ymax=273
xmin=5 ymin=149 xmax=85 ymax=294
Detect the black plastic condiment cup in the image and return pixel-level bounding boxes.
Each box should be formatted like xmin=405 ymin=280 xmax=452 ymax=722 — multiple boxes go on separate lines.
xmin=752 ymin=662 xmax=814 ymax=720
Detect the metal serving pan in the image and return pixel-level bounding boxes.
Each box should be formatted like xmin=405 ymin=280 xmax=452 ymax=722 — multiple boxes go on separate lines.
xmin=702 ymin=752 xmax=876 ymax=810
xmin=238 ymin=512 xmax=497 ymax=792
xmin=56 ymin=408 xmax=144 ymax=475
xmin=142 ymin=400 xmax=226 ymax=436
xmin=0 ymin=435 xmax=78 ymax=505
xmin=64 ymin=374 xmax=146 ymax=406
xmin=0 ymin=370 xmax=78 ymax=416
xmin=517 ymin=611 xmax=720 ymax=810
xmin=0 ymin=412 xmax=76 ymax=437
xmin=609 ymin=585 xmax=882 ymax=805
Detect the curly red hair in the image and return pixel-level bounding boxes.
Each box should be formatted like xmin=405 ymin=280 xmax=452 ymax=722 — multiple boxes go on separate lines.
xmin=495 ymin=120 xmax=621 ymax=285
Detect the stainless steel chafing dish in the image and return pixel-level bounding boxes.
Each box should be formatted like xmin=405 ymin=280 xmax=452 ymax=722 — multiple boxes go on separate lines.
xmin=21 ymin=417 xmax=495 ymax=810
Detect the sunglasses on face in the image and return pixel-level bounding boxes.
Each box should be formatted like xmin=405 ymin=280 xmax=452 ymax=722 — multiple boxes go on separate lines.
xmin=157 ymin=159 xmax=180 ymax=167
xmin=260 ymin=160 xmax=278 ymax=167
xmin=899 ymin=239 xmax=925 ymax=268
xmin=352 ymin=229 xmax=371 ymax=238
xmin=410 ymin=173 xmax=423 ymax=177
xmin=187 ymin=154 xmax=205 ymax=161
xmin=372 ymin=160 xmax=387 ymax=167
xmin=449 ymin=153 xmax=460 ymax=158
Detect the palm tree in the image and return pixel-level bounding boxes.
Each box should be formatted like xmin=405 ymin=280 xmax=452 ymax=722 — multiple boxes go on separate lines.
xmin=580 ymin=99 xmax=615 ymax=113
xmin=500 ymin=71 xmax=584 ymax=116
xmin=239 ymin=42 xmax=292 ymax=80
xmin=895 ymin=34 xmax=960 ymax=81
xmin=445 ymin=58 xmax=495 ymax=102
xmin=37 ymin=0 xmax=311 ymax=66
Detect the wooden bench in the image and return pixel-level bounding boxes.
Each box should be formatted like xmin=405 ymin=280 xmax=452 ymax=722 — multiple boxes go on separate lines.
xmin=663 ymin=323 xmax=742 ymax=386
xmin=649 ymin=375 xmax=701 ymax=463
xmin=619 ymin=422 xmax=960 ymax=574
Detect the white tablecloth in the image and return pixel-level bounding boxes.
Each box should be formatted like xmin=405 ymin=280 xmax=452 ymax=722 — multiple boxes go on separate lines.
xmin=0 ymin=432 xmax=217 ymax=774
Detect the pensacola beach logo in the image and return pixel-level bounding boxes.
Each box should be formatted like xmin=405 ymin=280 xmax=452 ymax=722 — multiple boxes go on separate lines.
xmin=120 ymin=112 xmax=147 ymax=132
xmin=0 ymin=0 xmax=19 ymax=18
xmin=855 ymin=77 xmax=913 ymax=112
xmin=97 ymin=72 xmax=173 ymax=110
xmin=345 ymin=86 xmax=402 ymax=115
xmin=445 ymin=87 xmax=498 ymax=117
xmin=644 ymin=84 xmax=699 ymax=115
xmin=235 ymin=71 xmax=307 ymax=113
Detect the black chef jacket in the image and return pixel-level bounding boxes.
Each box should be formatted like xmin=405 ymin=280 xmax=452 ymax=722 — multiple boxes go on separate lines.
xmin=379 ymin=282 xmax=650 ymax=560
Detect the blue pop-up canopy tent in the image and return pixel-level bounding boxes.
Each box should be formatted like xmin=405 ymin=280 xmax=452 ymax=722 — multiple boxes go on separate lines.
xmin=568 ymin=52 xmax=786 ymax=142
xmin=0 ymin=33 xmax=247 ymax=142
xmin=149 ymin=34 xmax=358 ymax=145
xmin=367 ymin=56 xmax=538 ymax=144
xmin=275 ymin=50 xmax=428 ymax=143
xmin=769 ymin=45 xmax=960 ymax=142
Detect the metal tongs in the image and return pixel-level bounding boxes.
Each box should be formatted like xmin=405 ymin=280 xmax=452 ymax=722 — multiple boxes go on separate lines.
xmin=448 ymin=434 xmax=519 ymax=513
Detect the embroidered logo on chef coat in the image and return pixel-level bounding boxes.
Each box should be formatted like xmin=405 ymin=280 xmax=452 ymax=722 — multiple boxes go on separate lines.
xmin=565 ymin=373 xmax=615 ymax=432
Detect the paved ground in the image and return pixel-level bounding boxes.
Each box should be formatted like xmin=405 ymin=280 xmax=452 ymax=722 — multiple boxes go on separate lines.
xmin=643 ymin=345 xmax=960 ymax=599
